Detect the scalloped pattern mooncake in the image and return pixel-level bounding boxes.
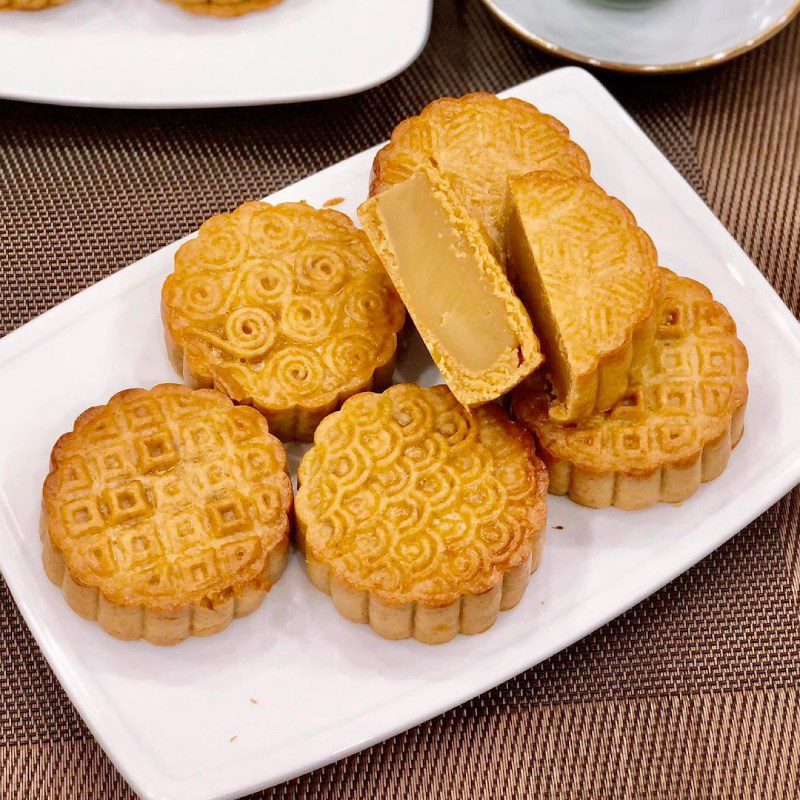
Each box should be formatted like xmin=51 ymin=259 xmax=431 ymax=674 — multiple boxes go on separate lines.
xmin=162 ymin=201 xmax=405 ymax=441
xmin=41 ymin=384 xmax=293 ymax=645
xmin=369 ymin=93 xmax=591 ymax=257
xmin=512 ymin=269 xmax=748 ymax=510
xmin=295 ymin=384 xmax=549 ymax=644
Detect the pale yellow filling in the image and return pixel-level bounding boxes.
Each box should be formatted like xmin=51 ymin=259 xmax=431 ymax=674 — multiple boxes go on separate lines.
xmin=376 ymin=172 xmax=518 ymax=374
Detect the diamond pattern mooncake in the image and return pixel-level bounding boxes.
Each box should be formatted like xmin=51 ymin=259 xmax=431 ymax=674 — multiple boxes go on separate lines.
xmin=41 ymin=384 xmax=293 ymax=645
xmin=358 ymin=163 xmax=542 ymax=406
xmin=295 ymin=384 xmax=549 ymax=644
xmin=512 ymin=269 xmax=749 ymax=510
xmin=162 ymin=201 xmax=405 ymax=441
xmin=369 ymin=93 xmax=592 ymax=258
xmin=162 ymin=0 xmax=283 ymax=15
xmin=508 ymin=171 xmax=661 ymax=423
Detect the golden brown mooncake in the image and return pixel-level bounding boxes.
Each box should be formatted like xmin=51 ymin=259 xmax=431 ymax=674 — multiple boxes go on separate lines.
xmin=512 ymin=269 xmax=749 ymax=510
xmin=162 ymin=0 xmax=283 ymax=16
xmin=359 ymin=164 xmax=542 ymax=406
xmin=295 ymin=384 xmax=549 ymax=644
xmin=507 ymin=171 xmax=661 ymax=423
xmin=369 ymin=93 xmax=591 ymax=258
xmin=162 ymin=201 xmax=405 ymax=442
xmin=41 ymin=384 xmax=293 ymax=645
xmin=0 ymin=0 xmax=68 ymax=8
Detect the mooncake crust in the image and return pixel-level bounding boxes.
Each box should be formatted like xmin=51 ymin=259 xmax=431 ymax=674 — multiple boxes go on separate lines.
xmin=41 ymin=384 xmax=293 ymax=644
xmin=162 ymin=201 xmax=405 ymax=441
xmin=295 ymin=384 xmax=548 ymax=643
xmin=512 ymin=269 xmax=749 ymax=510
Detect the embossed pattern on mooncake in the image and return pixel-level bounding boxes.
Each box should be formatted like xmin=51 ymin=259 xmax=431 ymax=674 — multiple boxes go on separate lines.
xmin=295 ymin=384 xmax=548 ymax=643
xmin=512 ymin=269 xmax=749 ymax=510
xmin=370 ymin=93 xmax=591 ymax=256
xmin=162 ymin=202 xmax=405 ymax=441
xmin=41 ymin=384 xmax=293 ymax=644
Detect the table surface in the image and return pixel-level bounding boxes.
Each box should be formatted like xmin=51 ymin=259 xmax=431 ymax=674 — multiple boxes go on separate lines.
xmin=1 ymin=1 xmax=799 ymax=798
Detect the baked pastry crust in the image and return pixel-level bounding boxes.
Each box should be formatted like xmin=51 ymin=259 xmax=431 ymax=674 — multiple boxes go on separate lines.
xmin=162 ymin=0 xmax=283 ymax=16
xmin=295 ymin=384 xmax=548 ymax=644
xmin=0 ymin=0 xmax=68 ymax=8
xmin=162 ymin=201 xmax=405 ymax=441
xmin=508 ymin=171 xmax=661 ymax=422
xmin=512 ymin=269 xmax=749 ymax=510
xmin=41 ymin=384 xmax=293 ymax=645
xmin=369 ymin=93 xmax=591 ymax=258
xmin=358 ymin=164 xmax=542 ymax=406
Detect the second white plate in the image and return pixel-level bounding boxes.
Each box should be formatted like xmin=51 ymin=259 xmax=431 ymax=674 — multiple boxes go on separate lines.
xmin=1 ymin=67 xmax=800 ymax=800
xmin=0 ymin=0 xmax=432 ymax=108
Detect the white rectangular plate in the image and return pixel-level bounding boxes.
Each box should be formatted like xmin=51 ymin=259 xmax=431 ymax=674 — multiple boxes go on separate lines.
xmin=0 ymin=0 xmax=431 ymax=109
xmin=1 ymin=67 xmax=799 ymax=800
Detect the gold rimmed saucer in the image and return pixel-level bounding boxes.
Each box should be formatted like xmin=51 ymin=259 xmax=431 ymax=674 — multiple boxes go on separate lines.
xmin=480 ymin=0 xmax=800 ymax=74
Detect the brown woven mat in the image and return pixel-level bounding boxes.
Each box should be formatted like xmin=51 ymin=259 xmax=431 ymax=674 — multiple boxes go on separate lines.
xmin=2 ymin=1 xmax=800 ymax=797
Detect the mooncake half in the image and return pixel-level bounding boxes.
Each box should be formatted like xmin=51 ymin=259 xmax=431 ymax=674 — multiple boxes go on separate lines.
xmin=296 ymin=384 xmax=549 ymax=644
xmin=508 ymin=171 xmax=661 ymax=422
xmin=359 ymin=164 xmax=542 ymax=406
xmin=512 ymin=269 xmax=748 ymax=510
xmin=41 ymin=384 xmax=293 ymax=644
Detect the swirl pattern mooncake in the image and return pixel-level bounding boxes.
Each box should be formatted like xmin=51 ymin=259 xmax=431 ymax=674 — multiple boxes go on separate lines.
xmin=512 ymin=269 xmax=748 ymax=510
xmin=507 ymin=171 xmax=661 ymax=423
xmin=295 ymin=384 xmax=549 ymax=644
xmin=0 ymin=0 xmax=68 ymax=8
xmin=369 ymin=93 xmax=591 ymax=257
xmin=162 ymin=0 xmax=283 ymax=15
xmin=162 ymin=201 xmax=405 ymax=441
xmin=41 ymin=384 xmax=293 ymax=645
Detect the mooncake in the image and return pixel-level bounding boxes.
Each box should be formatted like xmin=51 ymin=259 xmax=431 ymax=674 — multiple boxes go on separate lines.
xmin=162 ymin=0 xmax=283 ymax=16
xmin=0 ymin=0 xmax=68 ymax=8
xmin=512 ymin=269 xmax=748 ymax=510
xmin=162 ymin=201 xmax=405 ymax=441
xmin=295 ymin=384 xmax=548 ymax=644
xmin=41 ymin=384 xmax=293 ymax=644
xmin=369 ymin=93 xmax=591 ymax=257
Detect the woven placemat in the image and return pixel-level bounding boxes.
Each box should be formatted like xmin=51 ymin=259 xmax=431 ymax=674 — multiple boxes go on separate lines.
xmin=2 ymin=1 xmax=799 ymax=797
